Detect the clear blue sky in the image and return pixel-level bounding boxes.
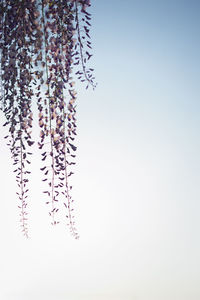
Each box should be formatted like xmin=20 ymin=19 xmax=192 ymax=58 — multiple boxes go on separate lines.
xmin=0 ymin=1 xmax=200 ymax=299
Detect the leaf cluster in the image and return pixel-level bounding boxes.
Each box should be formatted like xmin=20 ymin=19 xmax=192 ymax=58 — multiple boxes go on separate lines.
xmin=0 ymin=0 xmax=96 ymax=238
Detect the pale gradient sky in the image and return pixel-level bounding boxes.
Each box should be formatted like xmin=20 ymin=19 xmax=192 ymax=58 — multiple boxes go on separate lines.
xmin=0 ymin=0 xmax=200 ymax=299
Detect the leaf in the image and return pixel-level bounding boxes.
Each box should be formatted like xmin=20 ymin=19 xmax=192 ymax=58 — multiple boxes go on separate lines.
xmin=69 ymin=143 xmax=77 ymax=151
xmin=43 ymin=191 xmax=50 ymax=196
xmin=68 ymin=172 xmax=74 ymax=177
xmin=40 ymin=166 xmax=46 ymax=171
xmin=27 ymin=140 xmax=34 ymax=146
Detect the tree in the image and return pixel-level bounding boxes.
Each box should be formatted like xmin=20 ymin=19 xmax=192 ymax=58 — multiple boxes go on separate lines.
xmin=0 ymin=0 xmax=95 ymax=238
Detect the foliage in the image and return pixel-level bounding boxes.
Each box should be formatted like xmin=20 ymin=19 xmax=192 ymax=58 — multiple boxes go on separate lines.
xmin=0 ymin=0 xmax=95 ymax=238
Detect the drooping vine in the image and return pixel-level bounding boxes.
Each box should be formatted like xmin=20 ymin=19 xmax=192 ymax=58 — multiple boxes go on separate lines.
xmin=0 ymin=0 xmax=95 ymax=238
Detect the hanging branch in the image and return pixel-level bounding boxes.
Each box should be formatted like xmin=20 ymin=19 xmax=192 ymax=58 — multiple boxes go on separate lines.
xmin=0 ymin=0 xmax=95 ymax=238
xmin=55 ymin=0 xmax=79 ymax=238
xmin=74 ymin=0 xmax=96 ymax=89
xmin=38 ymin=0 xmax=59 ymax=225
xmin=1 ymin=0 xmax=36 ymax=237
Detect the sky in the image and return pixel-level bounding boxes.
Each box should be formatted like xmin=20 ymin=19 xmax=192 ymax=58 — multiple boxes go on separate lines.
xmin=0 ymin=0 xmax=200 ymax=299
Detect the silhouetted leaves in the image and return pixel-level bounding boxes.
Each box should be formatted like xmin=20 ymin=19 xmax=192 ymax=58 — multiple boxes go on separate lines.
xmin=0 ymin=0 xmax=95 ymax=239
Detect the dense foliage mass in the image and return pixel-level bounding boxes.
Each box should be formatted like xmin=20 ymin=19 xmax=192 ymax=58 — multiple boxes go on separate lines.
xmin=0 ymin=0 xmax=95 ymax=238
